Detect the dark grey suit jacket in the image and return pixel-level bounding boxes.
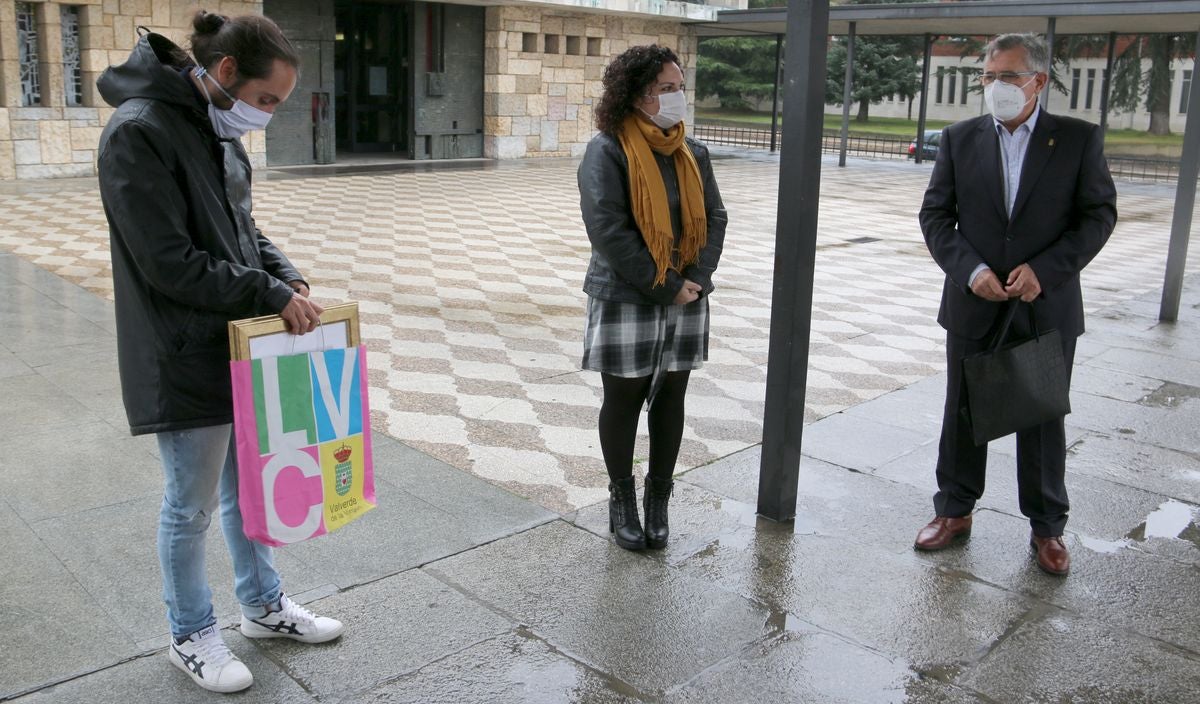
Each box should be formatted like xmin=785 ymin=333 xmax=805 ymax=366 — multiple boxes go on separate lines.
xmin=919 ymin=111 xmax=1118 ymax=340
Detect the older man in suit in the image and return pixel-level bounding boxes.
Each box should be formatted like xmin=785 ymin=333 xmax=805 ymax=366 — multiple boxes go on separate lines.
xmin=915 ymin=33 xmax=1117 ymax=576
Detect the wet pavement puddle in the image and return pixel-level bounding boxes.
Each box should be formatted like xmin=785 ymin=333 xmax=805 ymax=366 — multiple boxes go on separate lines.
xmin=1138 ymin=381 xmax=1200 ymax=409
xmin=1079 ymin=499 xmax=1200 ymax=553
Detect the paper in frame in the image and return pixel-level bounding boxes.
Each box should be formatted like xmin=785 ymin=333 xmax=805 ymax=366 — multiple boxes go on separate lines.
xmin=228 ymin=302 xmax=361 ymax=361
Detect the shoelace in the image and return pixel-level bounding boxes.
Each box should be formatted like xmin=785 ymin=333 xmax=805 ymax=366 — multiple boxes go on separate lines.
xmin=646 ymin=484 xmax=672 ymax=523
xmin=189 ymin=635 xmax=236 ymax=668
xmin=278 ymin=598 xmax=317 ymax=625
xmin=646 ymin=492 xmax=669 ymax=523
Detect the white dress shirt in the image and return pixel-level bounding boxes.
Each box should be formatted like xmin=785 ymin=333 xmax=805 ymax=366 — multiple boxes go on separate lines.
xmin=968 ymin=104 xmax=1041 ymax=288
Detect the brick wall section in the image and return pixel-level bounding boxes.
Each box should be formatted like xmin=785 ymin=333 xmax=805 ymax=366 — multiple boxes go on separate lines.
xmin=483 ymin=6 xmax=696 ymax=159
xmin=0 ymin=0 xmax=267 ymax=180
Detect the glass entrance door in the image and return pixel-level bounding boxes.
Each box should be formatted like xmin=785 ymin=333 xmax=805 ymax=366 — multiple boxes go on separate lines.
xmin=335 ymin=2 xmax=409 ymax=154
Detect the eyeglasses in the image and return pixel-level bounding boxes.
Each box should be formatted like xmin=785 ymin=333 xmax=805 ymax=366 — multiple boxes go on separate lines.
xmin=978 ymin=71 xmax=1038 ymax=86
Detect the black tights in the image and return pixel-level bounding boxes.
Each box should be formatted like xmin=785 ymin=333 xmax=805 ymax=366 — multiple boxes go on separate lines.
xmin=598 ymin=371 xmax=690 ymax=483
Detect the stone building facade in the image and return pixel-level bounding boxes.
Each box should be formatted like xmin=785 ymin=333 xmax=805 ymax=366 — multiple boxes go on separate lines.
xmin=0 ymin=0 xmax=733 ymax=180
xmin=0 ymin=0 xmax=268 ymax=180
xmin=483 ymin=6 xmax=698 ymax=159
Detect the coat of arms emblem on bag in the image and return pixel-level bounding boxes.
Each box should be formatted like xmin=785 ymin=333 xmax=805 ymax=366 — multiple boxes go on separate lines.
xmin=333 ymin=444 xmax=353 ymax=496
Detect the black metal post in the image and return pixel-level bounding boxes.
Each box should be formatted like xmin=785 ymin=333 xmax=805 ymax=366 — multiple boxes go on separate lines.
xmin=757 ymin=0 xmax=830 ymax=522
xmin=1161 ymin=28 xmax=1200 ymax=321
xmin=915 ymin=33 xmax=932 ymax=164
xmin=770 ymin=34 xmax=783 ymax=153
xmin=838 ymin=21 xmax=856 ymax=167
xmin=1100 ymin=32 xmax=1116 ymax=134
xmin=1043 ymin=17 xmax=1057 ymax=109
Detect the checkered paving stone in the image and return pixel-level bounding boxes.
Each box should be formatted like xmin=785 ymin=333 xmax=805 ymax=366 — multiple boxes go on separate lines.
xmin=0 ymin=153 xmax=1189 ymax=513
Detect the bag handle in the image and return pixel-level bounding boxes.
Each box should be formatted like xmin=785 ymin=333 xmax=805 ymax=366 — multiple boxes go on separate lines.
xmin=990 ymin=300 xmax=1040 ymax=352
xmin=286 ymin=319 xmax=327 ymax=355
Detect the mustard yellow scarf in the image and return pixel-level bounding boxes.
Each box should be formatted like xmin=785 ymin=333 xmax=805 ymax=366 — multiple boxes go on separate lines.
xmin=617 ymin=115 xmax=707 ymax=288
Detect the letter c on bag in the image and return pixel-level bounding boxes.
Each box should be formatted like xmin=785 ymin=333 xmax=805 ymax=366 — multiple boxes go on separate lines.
xmin=262 ymin=447 xmax=323 ymax=543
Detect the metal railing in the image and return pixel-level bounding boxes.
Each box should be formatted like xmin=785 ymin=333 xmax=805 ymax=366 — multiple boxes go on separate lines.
xmin=694 ymin=124 xmax=914 ymax=160
xmin=692 ymin=124 xmax=778 ymax=149
xmin=693 ymin=122 xmax=1182 ymax=183
xmin=819 ymin=132 xmax=914 ymax=160
xmin=1107 ymin=156 xmax=1181 ymax=183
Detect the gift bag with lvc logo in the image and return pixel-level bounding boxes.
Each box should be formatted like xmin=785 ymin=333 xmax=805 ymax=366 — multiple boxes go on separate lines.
xmin=229 ymin=308 xmax=376 ymax=546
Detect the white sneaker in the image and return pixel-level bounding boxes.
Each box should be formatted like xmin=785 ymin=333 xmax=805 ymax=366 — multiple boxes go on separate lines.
xmin=167 ymin=624 xmax=253 ymax=693
xmin=240 ymin=594 xmax=344 ymax=644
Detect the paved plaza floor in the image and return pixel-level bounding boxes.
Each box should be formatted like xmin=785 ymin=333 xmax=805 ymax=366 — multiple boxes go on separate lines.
xmin=0 ymin=152 xmax=1198 ymax=702
xmin=0 ymin=152 xmax=1192 ymax=514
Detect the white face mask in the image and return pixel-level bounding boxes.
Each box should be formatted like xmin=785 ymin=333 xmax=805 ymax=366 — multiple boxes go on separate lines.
xmin=984 ymin=76 xmax=1037 ymax=123
xmin=194 ymin=66 xmax=273 ymax=139
xmin=643 ymin=90 xmax=687 ymax=130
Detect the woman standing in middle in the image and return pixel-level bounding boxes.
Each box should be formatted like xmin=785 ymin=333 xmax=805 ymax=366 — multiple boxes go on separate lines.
xmin=578 ymin=45 xmax=728 ymax=551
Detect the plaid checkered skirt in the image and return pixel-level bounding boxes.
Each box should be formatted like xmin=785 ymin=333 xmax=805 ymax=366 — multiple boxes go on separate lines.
xmin=582 ymin=296 xmax=709 ymax=403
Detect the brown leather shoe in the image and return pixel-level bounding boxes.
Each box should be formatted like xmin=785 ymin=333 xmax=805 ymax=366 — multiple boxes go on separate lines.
xmin=913 ymin=515 xmax=972 ymax=551
xmin=1031 ymin=534 xmax=1071 ymax=576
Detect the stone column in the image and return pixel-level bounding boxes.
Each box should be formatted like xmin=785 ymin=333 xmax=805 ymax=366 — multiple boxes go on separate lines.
xmin=79 ymin=3 xmax=112 ymax=108
xmin=38 ymin=0 xmax=67 ymax=110
xmin=0 ymin=2 xmax=20 ymax=108
xmin=0 ymin=107 xmax=13 ymax=179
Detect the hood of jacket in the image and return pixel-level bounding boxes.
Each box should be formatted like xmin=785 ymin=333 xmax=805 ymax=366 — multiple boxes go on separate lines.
xmin=97 ymin=32 xmax=199 ymax=112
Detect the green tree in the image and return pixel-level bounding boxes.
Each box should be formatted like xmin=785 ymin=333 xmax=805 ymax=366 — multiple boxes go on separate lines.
xmin=1056 ymin=33 xmax=1185 ymax=135
xmin=824 ymin=36 xmax=922 ymax=121
xmin=1084 ymin=33 xmax=1192 ymax=135
xmin=823 ymin=0 xmax=923 ymax=122
xmin=696 ymin=36 xmax=782 ymax=110
xmin=1144 ymin=36 xmax=1174 ymax=135
xmin=695 ymin=0 xmax=785 ymax=110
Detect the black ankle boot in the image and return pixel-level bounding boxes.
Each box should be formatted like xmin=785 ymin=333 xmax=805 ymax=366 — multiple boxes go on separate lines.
xmin=608 ymin=477 xmax=646 ymax=550
xmin=643 ymin=476 xmax=673 ymax=549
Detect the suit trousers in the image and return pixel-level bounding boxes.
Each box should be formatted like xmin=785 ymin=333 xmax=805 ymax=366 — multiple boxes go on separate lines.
xmin=933 ymin=309 xmax=1078 ymax=537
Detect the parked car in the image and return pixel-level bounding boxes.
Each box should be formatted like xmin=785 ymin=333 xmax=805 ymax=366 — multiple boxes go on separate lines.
xmin=908 ymin=130 xmax=941 ymax=159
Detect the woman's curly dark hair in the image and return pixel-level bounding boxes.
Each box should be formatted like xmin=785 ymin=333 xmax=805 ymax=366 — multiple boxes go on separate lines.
xmin=594 ymin=45 xmax=681 ymax=134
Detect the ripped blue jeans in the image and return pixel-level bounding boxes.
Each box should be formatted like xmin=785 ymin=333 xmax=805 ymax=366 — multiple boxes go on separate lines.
xmin=156 ymin=424 xmax=281 ymax=638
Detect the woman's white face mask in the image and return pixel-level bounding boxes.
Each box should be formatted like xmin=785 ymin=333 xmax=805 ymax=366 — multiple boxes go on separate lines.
xmin=643 ymin=90 xmax=687 ymax=129
xmin=194 ymin=65 xmax=274 ymax=139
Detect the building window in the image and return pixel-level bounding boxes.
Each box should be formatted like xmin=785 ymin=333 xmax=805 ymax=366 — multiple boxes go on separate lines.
xmin=1182 ymin=69 xmax=1193 ymax=114
xmin=960 ymin=68 xmax=969 ymax=105
xmin=1070 ymin=68 xmax=1081 ymax=110
xmin=522 ymin=32 xmax=537 ymax=53
xmin=586 ymin=37 xmax=601 ymax=57
xmin=947 ymin=69 xmax=957 ymax=108
xmin=61 ymin=5 xmax=82 ymax=106
xmin=1085 ymin=68 xmax=1096 ymax=110
xmin=544 ymin=34 xmax=560 ymax=55
xmin=565 ymin=35 xmax=581 ymax=56
xmin=935 ymin=67 xmax=944 ymax=104
xmin=16 ymin=1 xmax=41 ymax=106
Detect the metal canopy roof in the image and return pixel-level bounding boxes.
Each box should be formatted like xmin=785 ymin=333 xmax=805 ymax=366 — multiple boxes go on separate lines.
xmin=694 ymin=0 xmax=1200 ymax=37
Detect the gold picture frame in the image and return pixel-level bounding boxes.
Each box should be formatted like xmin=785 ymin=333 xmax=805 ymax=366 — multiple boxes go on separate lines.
xmin=228 ymin=302 xmax=361 ymax=361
